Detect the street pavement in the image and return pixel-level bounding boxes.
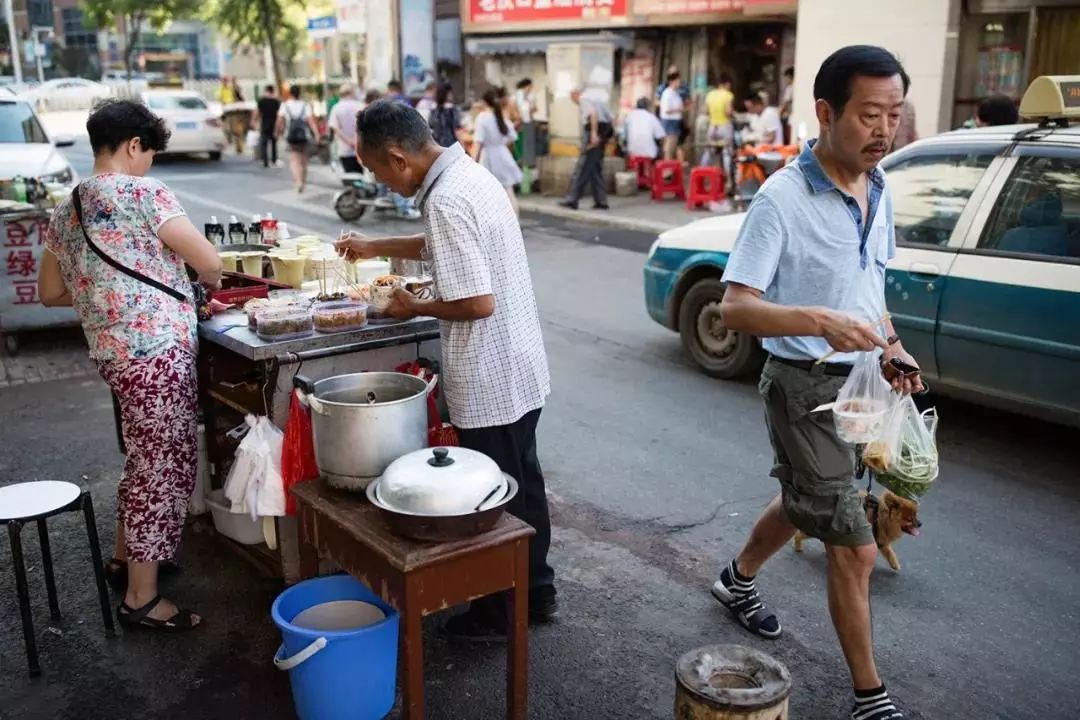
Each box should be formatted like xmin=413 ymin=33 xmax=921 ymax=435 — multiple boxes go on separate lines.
xmin=1 ymin=142 xmax=1079 ymax=720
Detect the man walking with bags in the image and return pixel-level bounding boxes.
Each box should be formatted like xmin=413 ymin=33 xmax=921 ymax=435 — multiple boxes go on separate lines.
xmin=710 ymin=46 xmax=924 ymax=720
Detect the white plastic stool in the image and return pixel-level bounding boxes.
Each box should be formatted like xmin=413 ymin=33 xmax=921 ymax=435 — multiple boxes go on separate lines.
xmin=0 ymin=481 xmax=115 ymax=676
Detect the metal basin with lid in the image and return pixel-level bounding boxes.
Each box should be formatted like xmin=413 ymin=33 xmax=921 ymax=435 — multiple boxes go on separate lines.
xmin=366 ymin=447 xmax=518 ymax=542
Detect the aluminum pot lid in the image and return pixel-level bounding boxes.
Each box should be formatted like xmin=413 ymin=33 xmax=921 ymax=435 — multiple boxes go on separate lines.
xmin=379 ymin=447 xmax=506 ymax=516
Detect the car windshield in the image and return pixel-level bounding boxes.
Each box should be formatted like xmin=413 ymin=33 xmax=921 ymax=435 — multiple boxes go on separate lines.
xmin=0 ymin=102 xmax=49 ymax=143
xmin=146 ymin=95 xmax=208 ymax=111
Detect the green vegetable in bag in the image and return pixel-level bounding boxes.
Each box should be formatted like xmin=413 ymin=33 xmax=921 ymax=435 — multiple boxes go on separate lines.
xmin=876 ymin=395 xmax=939 ymax=501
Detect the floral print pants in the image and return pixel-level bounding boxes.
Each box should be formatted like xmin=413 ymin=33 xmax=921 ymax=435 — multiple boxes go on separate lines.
xmin=98 ymin=345 xmax=198 ymax=563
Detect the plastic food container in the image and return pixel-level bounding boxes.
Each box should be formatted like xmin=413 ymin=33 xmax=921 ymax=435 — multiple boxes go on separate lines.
xmin=313 ymin=300 xmax=368 ymax=333
xmin=218 ymin=251 xmax=239 ymax=273
xmin=270 ymin=254 xmax=307 ymax=289
xmin=833 ymin=400 xmax=889 ymax=444
xmin=255 ymin=306 xmax=314 ymax=341
xmin=205 ymin=489 xmax=265 ymax=545
xmin=237 ymin=251 xmax=266 ymax=278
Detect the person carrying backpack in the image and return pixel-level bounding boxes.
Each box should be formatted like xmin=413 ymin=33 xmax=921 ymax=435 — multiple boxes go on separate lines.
xmin=275 ymin=85 xmax=321 ymax=193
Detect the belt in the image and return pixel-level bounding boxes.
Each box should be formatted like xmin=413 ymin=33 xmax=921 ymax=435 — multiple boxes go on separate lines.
xmin=769 ymin=354 xmax=853 ymax=377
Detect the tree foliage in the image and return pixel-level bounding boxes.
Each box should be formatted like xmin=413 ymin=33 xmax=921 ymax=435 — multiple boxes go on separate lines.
xmin=80 ymin=0 xmax=200 ymax=79
xmin=203 ymin=0 xmax=305 ymax=89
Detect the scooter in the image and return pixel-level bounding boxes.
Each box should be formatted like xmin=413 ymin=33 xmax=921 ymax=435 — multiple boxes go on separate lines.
xmin=332 ymin=158 xmax=398 ymax=222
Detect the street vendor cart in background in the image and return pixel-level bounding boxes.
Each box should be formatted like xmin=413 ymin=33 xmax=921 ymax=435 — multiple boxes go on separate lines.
xmin=0 ymin=195 xmax=78 ymax=356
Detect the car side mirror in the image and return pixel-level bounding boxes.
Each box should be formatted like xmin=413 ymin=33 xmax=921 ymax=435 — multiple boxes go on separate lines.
xmin=53 ymin=134 xmax=76 ymax=148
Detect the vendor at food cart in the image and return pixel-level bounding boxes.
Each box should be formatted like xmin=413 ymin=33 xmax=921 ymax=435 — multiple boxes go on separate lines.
xmin=334 ymin=100 xmax=556 ymax=639
xmin=37 ymin=99 xmax=222 ymax=632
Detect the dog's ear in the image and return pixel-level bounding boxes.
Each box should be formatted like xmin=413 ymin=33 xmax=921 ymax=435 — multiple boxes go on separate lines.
xmin=882 ymin=490 xmax=900 ymax=508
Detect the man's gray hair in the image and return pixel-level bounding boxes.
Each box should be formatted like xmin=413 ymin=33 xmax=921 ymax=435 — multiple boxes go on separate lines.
xmin=356 ymin=100 xmax=433 ymax=155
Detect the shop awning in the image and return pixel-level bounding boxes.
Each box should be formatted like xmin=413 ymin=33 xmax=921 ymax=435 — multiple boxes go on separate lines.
xmin=465 ymin=31 xmax=634 ymax=56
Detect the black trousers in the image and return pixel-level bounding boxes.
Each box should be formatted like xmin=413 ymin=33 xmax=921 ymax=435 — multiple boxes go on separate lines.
xmin=456 ymin=408 xmax=555 ymax=604
xmin=260 ymin=131 xmax=278 ymax=167
xmin=565 ymin=140 xmax=607 ymax=206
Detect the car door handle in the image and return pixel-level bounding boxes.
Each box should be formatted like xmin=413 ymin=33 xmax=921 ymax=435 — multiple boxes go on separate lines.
xmin=908 ymin=262 xmax=940 ymax=281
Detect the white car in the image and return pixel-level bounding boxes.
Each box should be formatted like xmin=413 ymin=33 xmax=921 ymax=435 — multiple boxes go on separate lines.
xmin=142 ymin=91 xmax=226 ymax=160
xmin=0 ymin=93 xmax=78 ymax=187
xmin=20 ymin=77 xmax=112 ymax=112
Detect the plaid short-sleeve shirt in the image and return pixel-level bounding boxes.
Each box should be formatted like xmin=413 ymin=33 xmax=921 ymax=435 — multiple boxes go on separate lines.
xmin=416 ymin=143 xmax=550 ymax=429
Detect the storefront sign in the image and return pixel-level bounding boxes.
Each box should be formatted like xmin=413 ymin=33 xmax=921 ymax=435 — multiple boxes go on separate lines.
xmin=306 ymin=16 xmax=338 ymax=39
xmin=634 ymin=0 xmax=742 ymax=13
xmin=466 ymin=0 xmax=629 ymax=29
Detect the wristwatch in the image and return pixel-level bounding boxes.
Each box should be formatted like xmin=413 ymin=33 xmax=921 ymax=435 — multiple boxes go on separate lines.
xmin=886 ymin=334 xmax=900 ymax=346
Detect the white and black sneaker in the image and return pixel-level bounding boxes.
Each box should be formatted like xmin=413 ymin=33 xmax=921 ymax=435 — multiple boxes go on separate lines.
xmin=710 ymin=559 xmax=782 ymax=639
xmin=851 ymin=686 xmax=904 ymax=720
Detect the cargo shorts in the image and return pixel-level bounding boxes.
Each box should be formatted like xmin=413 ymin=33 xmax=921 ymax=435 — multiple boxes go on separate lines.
xmin=758 ymin=358 xmax=874 ymax=547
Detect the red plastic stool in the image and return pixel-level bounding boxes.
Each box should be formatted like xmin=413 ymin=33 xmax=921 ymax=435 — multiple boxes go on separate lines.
xmin=686 ymin=166 xmax=725 ymax=210
xmin=627 ymin=155 xmax=655 ymax=190
xmin=651 ymin=160 xmax=685 ymax=201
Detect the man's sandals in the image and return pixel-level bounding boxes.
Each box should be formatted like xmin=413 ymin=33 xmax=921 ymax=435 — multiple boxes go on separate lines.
xmin=117 ymin=595 xmax=201 ymax=633
xmin=711 ymin=581 xmax=783 ymax=639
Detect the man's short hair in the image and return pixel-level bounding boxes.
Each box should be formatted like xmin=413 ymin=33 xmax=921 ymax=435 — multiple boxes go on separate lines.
xmin=667 ymin=71 xmax=680 ymax=83
xmin=743 ymin=92 xmax=763 ymax=106
xmin=387 ymin=79 xmax=402 ymax=92
xmin=516 ymin=77 xmax=532 ymax=90
xmin=977 ymin=94 xmax=1019 ymax=126
xmin=783 ymin=67 xmax=795 ymax=79
xmin=719 ymin=73 xmax=732 ymax=86
xmin=264 ymin=84 xmax=276 ymax=94
xmin=356 ymin=100 xmax=432 ymax=156
xmin=813 ymin=45 xmax=910 ymax=115
xmin=635 ymin=97 xmax=650 ymax=110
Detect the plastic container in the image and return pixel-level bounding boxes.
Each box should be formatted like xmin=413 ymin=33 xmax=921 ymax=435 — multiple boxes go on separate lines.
xmin=218 ymin=251 xmax=239 ymax=273
xmin=205 ymin=489 xmax=264 ymax=545
xmin=238 ymin=251 xmax=266 ymax=278
xmin=833 ymin=400 xmax=889 ymax=444
xmin=271 ymin=254 xmax=308 ymax=289
xmin=256 ymin=306 xmax=314 ymax=341
xmin=353 ymin=259 xmax=391 ymax=284
xmin=313 ymin=301 xmax=368 ymax=333
xmin=272 ymin=575 xmax=399 ymax=720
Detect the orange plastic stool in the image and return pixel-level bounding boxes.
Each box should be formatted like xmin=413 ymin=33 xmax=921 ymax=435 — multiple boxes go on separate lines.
xmin=627 ymin=155 xmax=655 ymax=190
xmin=686 ymin=166 xmax=725 ymax=210
xmin=651 ymin=160 xmax=685 ymax=201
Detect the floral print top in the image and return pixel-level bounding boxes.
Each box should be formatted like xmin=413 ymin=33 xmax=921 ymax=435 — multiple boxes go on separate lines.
xmin=45 ymin=173 xmax=196 ymax=363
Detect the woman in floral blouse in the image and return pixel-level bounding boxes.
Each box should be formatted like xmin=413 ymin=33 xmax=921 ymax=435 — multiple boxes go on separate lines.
xmin=38 ymin=99 xmax=222 ymax=632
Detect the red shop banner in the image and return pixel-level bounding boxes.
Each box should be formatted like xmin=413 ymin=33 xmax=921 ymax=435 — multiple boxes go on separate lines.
xmin=468 ymin=0 xmax=629 ymax=26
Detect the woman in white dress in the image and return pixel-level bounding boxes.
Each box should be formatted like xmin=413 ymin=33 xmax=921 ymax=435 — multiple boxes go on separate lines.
xmin=471 ymin=89 xmax=523 ymax=215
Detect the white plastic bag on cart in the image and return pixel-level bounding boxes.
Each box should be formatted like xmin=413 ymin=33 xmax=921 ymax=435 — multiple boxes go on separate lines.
xmin=223 ymin=415 xmax=286 ymax=521
xmin=833 ymin=350 xmax=895 ymax=445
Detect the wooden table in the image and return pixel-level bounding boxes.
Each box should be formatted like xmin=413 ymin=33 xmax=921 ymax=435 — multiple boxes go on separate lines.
xmin=292 ymin=480 xmax=535 ymax=720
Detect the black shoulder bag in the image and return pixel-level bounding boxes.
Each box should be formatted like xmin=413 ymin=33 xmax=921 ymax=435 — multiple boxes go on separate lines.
xmin=71 ymin=185 xmax=204 ymax=310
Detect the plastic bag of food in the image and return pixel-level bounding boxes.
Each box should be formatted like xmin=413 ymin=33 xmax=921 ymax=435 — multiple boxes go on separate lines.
xmin=224 ymin=415 xmax=286 ymax=521
xmin=876 ymin=396 xmax=939 ymax=501
xmin=281 ymin=389 xmax=320 ymax=516
xmin=833 ymin=350 xmax=895 ymax=445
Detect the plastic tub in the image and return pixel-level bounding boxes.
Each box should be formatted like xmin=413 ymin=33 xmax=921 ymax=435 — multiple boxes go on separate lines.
xmin=205 ymin=489 xmax=264 ymax=545
xmin=833 ymin=400 xmax=889 ymax=444
xmin=218 ymin=251 xmax=239 ymax=273
xmin=353 ymin=259 xmax=391 ymax=285
xmin=313 ymin=300 xmax=368 ymax=333
xmin=256 ymin=306 xmax=314 ymax=341
xmin=271 ymin=254 xmax=307 ymax=289
xmin=238 ymin=251 xmax=266 ymax=278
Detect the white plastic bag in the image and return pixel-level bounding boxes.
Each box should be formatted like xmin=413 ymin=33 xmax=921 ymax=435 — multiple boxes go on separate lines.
xmin=245 ymin=128 xmax=261 ymax=152
xmin=833 ymin=350 xmax=895 ymax=444
xmin=223 ymin=415 xmax=286 ymax=521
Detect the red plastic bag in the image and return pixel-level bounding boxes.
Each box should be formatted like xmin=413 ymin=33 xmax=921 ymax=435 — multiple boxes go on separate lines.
xmin=281 ymin=389 xmax=320 ymax=515
xmin=396 ymin=360 xmax=459 ymax=447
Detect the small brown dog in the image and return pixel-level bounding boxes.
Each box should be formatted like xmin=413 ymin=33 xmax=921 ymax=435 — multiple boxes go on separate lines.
xmin=793 ymin=490 xmax=922 ymax=571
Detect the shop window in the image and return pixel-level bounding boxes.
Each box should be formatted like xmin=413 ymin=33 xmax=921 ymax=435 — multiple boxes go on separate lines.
xmin=886 ymin=152 xmax=995 ymax=247
xmin=979 ymin=154 xmax=1080 ymax=262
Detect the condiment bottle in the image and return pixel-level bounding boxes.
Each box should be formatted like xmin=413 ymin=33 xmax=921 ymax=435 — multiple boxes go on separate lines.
xmin=228 ymin=215 xmax=246 ymax=245
xmin=248 ymin=214 xmax=263 ymax=244
xmin=204 ymin=216 xmax=225 ymax=245
xmin=261 ymin=213 xmax=280 ymax=246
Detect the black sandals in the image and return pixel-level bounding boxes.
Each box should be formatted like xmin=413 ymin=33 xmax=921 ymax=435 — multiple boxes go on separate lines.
xmin=117 ymin=595 xmax=201 ymax=632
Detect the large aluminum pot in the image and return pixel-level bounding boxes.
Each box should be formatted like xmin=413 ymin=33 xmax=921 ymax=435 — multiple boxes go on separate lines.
xmin=294 ymin=372 xmax=434 ymax=491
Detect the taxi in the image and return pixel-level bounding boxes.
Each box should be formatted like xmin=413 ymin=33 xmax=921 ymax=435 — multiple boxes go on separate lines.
xmin=643 ymin=76 xmax=1080 ymax=427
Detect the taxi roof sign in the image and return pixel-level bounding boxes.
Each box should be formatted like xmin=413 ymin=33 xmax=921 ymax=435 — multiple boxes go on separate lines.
xmin=1019 ymin=75 xmax=1080 ymax=124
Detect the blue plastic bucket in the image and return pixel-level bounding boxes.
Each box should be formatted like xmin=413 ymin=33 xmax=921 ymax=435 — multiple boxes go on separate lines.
xmin=272 ymin=575 xmax=399 ymax=720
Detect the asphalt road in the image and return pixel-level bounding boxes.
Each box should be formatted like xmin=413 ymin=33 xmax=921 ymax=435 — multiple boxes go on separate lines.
xmin=1 ymin=143 xmax=1078 ymax=720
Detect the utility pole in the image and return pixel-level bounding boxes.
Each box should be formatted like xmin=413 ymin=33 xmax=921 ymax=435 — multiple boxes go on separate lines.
xmin=3 ymin=0 xmax=22 ymax=83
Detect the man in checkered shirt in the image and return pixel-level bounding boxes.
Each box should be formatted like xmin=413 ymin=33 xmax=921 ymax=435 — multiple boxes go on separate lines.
xmin=335 ymin=100 xmax=556 ymax=639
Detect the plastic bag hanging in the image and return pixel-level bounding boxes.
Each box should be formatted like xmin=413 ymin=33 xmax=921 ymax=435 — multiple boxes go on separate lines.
xmin=833 ymin=350 xmax=895 ymax=445
xmin=282 ymin=389 xmax=320 ymax=516
xmin=876 ymin=396 xmax=940 ymax=501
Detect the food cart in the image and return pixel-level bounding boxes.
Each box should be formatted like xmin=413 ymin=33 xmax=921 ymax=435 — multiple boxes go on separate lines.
xmin=197 ymin=308 xmax=440 ymax=582
xmin=0 ymin=204 xmax=79 ymax=355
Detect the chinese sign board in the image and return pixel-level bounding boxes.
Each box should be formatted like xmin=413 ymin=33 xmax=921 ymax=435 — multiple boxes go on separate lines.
xmin=465 ymin=0 xmax=629 ymax=32
xmin=0 ymin=213 xmax=77 ymax=333
xmin=634 ymin=0 xmax=742 ymax=13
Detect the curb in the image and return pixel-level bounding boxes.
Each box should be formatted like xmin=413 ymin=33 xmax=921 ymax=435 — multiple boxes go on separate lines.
xmin=517 ymin=197 xmax=677 ymax=235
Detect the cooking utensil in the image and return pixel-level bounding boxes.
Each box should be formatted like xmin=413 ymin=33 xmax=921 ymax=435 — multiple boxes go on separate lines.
xmin=294 ymin=372 xmax=437 ymax=491
xmin=378 ymin=447 xmax=507 ymax=516
xmin=366 ymin=474 xmax=518 ymax=543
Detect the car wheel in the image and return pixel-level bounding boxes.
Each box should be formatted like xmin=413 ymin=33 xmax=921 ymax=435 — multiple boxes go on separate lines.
xmin=209 ymin=151 xmax=222 ymax=161
xmin=678 ymin=278 xmax=764 ymax=379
